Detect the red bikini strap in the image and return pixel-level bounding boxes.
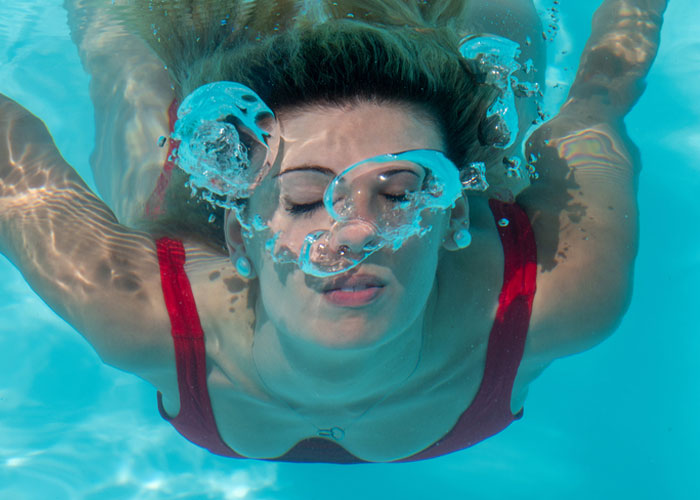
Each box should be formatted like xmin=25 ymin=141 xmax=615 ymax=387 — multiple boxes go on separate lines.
xmin=397 ymin=200 xmax=537 ymax=462
xmin=155 ymin=237 xmax=243 ymax=457
xmin=480 ymin=199 xmax=537 ymax=408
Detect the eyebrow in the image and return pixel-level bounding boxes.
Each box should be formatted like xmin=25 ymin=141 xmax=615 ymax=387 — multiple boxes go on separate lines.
xmin=276 ymin=165 xmax=335 ymax=178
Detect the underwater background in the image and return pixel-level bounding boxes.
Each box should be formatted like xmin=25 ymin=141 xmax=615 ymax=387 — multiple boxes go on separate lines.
xmin=0 ymin=0 xmax=698 ymax=498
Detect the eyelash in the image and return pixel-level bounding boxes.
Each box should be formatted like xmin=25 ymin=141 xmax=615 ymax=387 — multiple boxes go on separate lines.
xmin=286 ymin=201 xmax=324 ymax=217
xmin=284 ymin=194 xmax=409 ymax=217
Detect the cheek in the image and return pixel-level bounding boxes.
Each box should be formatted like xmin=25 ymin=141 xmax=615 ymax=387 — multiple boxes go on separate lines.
xmin=254 ymin=254 xmax=306 ymax=326
xmin=269 ymin=214 xmax=331 ymax=253
xmin=389 ymin=222 xmax=445 ymax=289
xmin=393 ymin=243 xmax=439 ymax=289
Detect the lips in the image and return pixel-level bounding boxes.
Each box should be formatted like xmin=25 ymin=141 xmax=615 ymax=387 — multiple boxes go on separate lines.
xmin=321 ymin=273 xmax=386 ymax=307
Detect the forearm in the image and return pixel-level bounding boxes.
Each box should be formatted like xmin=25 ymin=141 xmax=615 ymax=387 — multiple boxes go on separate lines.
xmin=566 ymin=0 xmax=667 ymax=118
xmin=65 ymin=0 xmax=174 ymax=225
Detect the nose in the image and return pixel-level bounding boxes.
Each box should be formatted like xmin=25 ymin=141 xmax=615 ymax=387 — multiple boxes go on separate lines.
xmin=330 ymin=219 xmax=379 ymax=255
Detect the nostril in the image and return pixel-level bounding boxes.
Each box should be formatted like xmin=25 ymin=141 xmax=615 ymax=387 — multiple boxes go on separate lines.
xmin=332 ymin=219 xmax=379 ymax=255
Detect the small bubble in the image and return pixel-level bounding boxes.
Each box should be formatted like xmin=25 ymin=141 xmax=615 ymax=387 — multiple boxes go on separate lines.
xmin=523 ymin=59 xmax=535 ymax=74
xmin=498 ymin=218 xmax=510 ymax=228
xmin=208 ymin=214 xmax=216 ymax=223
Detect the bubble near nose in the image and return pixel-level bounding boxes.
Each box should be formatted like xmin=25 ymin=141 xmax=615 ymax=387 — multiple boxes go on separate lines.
xmin=331 ymin=219 xmax=381 ymax=255
xmin=296 ymin=228 xmax=373 ymax=277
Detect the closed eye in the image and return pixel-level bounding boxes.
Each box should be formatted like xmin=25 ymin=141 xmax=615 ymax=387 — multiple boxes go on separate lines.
xmin=285 ymin=200 xmax=324 ymax=217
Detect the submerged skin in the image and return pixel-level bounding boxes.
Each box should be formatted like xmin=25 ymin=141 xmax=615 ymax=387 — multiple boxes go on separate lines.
xmin=0 ymin=0 xmax=667 ymax=461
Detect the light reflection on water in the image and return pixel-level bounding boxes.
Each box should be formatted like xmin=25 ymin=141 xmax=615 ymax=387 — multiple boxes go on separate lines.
xmin=0 ymin=277 xmax=279 ymax=499
xmin=1 ymin=0 xmax=699 ymax=499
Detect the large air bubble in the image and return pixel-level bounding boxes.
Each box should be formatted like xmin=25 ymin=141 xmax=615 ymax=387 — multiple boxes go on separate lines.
xmin=172 ymin=81 xmax=279 ymax=204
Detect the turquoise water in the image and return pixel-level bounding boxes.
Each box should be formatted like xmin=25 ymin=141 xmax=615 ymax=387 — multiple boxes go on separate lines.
xmin=1 ymin=1 xmax=698 ymax=498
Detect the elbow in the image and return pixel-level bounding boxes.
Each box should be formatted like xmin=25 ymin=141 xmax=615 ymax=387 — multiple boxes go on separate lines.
xmin=567 ymin=262 xmax=637 ymax=355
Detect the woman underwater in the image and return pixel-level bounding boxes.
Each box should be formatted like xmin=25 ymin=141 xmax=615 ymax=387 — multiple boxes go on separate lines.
xmin=0 ymin=0 xmax=667 ymax=463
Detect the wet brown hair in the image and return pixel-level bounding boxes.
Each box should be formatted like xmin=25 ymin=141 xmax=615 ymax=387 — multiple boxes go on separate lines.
xmin=118 ymin=1 xmax=501 ymax=250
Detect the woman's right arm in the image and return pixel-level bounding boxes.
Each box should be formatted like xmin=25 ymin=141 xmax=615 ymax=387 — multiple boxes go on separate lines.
xmin=0 ymin=94 xmax=173 ymax=374
xmin=516 ymin=0 xmax=667 ymax=360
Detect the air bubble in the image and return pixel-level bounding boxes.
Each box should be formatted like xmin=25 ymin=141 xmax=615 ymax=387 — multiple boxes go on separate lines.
xmin=173 ymin=82 xmax=276 ymax=203
xmin=459 ymin=34 xmax=543 ymax=150
xmin=498 ymin=218 xmax=510 ymax=227
xmin=504 ymin=156 xmax=524 ymax=179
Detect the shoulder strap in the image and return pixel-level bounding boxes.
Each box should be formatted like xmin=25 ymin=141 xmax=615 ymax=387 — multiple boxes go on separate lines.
xmin=155 ymin=237 xmax=243 ymax=458
xmin=475 ymin=199 xmax=537 ymax=411
xmin=397 ymin=200 xmax=537 ymax=462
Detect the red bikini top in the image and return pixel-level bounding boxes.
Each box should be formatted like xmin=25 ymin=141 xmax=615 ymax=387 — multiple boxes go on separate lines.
xmin=154 ymin=199 xmax=537 ymax=463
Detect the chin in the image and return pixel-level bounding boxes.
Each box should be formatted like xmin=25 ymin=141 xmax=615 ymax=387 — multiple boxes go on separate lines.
xmin=304 ymin=312 xmax=393 ymax=350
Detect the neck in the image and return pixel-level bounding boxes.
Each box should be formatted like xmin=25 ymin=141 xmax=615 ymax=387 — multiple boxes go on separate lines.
xmin=252 ymin=286 xmax=436 ymax=420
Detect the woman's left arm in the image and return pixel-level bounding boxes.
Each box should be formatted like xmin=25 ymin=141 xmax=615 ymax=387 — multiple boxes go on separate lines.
xmin=517 ymin=0 xmax=668 ymax=360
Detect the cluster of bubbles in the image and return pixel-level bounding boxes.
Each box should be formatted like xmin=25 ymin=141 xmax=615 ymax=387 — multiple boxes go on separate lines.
xmin=171 ymin=81 xmax=277 ymax=208
xmin=271 ymin=150 xmax=474 ymax=277
xmin=458 ymin=34 xmax=542 ymax=182
xmin=542 ymin=0 xmax=561 ymax=42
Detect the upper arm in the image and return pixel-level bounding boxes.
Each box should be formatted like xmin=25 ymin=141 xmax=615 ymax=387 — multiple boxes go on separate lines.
xmin=513 ymin=0 xmax=666 ymax=361
xmin=517 ymin=118 xmax=640 ymax=360
xmin=0 ymin=94 xmax=173 ymax=375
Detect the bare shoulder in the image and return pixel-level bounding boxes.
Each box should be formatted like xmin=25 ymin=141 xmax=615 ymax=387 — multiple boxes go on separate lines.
xmin=183 ymin=243 xmax=257 ymax=348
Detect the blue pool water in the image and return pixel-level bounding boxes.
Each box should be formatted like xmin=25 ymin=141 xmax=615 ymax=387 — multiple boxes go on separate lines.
xmin=1 ymin=1 xmax=698 ymax=498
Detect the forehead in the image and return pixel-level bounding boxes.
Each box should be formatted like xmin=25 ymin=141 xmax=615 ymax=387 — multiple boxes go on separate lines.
xmin=277 ymin=101 xmax=445 ymax=171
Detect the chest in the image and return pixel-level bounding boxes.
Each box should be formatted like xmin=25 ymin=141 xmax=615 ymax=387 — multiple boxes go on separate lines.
xmin=204 ymin=333 xmax=491 ymax=462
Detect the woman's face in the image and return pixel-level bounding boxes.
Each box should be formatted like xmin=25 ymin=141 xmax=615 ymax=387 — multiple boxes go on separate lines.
xmin=237 ymin=101 xmax=456 ymax=348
